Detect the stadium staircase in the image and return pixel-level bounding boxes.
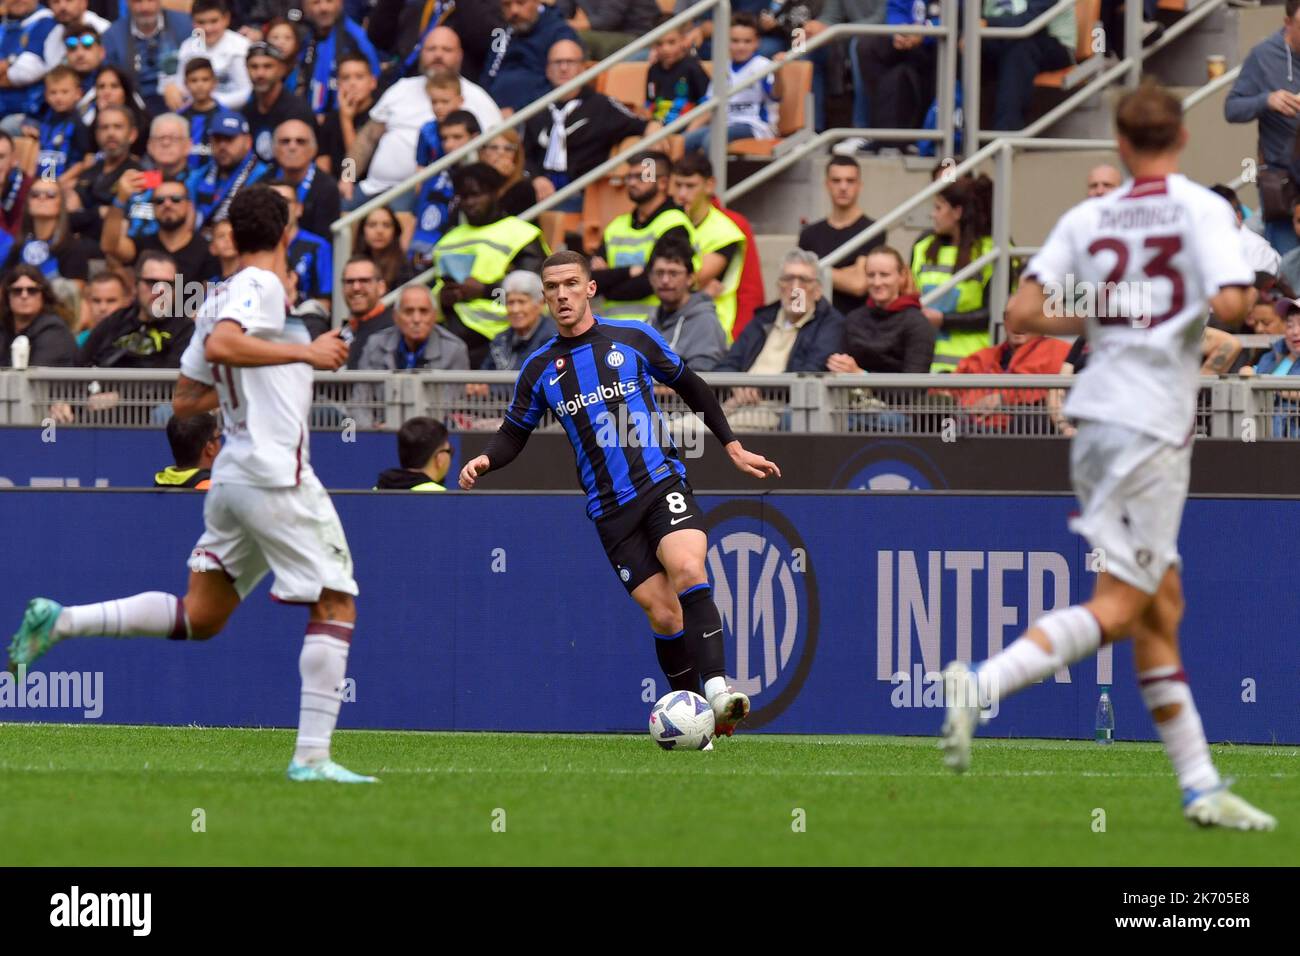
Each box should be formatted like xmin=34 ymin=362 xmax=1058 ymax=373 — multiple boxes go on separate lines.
xmin=327 ymin=0 xmax=1274 ymax=345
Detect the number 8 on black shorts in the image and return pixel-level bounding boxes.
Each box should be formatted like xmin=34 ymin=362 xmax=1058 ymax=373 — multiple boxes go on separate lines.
xmin=594 ymin=478 xmax=704 ymax=593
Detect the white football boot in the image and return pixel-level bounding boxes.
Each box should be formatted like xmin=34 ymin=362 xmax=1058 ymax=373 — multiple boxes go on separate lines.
xmin=939 ymin=661 xmax=981 ymax=773
xmin=1183 ymin=784 xmax=1277 ymax=831
xmin=709 ymin=688 xmax=750 ymax=738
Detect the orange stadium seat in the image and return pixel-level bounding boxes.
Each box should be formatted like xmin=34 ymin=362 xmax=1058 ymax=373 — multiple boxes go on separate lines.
xmin=1034 ymin=0 xmax=1103 ymax=90
xmin=601 ymin=62 xmax=650 ymax=113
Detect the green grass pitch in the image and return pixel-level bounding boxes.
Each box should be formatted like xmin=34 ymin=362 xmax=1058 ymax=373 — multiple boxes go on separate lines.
xmin=0 ymin=724 xmax=1293 ymax=865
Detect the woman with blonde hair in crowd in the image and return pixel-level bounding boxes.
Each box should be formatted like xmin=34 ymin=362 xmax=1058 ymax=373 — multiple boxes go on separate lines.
xmin=829 ymin=246 xmax=935 ymax=374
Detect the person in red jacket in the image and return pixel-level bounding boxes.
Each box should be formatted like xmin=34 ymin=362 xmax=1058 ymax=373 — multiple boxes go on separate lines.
xmin=951 ymin=328 xmax=1070 ymax=433
xmin=711 ymin=194 xmax=764 ymax=338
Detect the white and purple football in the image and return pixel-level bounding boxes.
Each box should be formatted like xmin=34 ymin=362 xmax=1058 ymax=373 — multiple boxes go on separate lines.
xmin=648 ymin=690 xmax=715 ymax=750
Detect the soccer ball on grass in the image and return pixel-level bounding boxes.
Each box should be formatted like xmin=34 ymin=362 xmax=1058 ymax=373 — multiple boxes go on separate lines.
xmin=648 ymin=690 xmax=715 ymax=750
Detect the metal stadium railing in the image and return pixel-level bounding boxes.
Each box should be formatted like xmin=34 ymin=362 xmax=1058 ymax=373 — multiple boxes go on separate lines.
xmin=3 ymin=369 xmax=1289 ymax=440
xmin=328 ymin=0 xmax=965 ymax=319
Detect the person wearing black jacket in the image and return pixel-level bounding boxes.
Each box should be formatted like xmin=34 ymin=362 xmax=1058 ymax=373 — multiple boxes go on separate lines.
xmin=0 ymin=266 xmax=78 ymax=368
xmin=827 ymin=246 xmax=936 ymax=374
xmin=714 ymin=251 xmax=845 ymax=373
xmin=154 ymin=413 xmax=221 ymax=490
xmin=79 ymin=250 xmax=194 ymax=369
xmin=522 ymin=39 xmax=657 ymax=211
xmin=374 ymin=416 xmax=452 ymax=491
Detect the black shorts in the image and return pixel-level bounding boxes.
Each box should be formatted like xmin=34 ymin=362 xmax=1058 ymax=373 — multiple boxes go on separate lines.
xmin=594 ymin=478 xmax=704 ymax=593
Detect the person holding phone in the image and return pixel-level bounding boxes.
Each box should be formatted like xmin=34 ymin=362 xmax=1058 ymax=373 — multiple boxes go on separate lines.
xmin=102 ymin=176 xmax=220 ymax=283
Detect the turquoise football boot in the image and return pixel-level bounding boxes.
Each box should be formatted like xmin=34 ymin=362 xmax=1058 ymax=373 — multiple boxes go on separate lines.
xmin=7 ymin=598 xmax=64 ymax=673
xmin=286 ymin=759 xmax=379 ymax=783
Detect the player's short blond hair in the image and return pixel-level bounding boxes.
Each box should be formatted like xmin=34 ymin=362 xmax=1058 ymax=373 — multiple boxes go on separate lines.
xmin=1115 ymin=81 xmax=1182 ymax=154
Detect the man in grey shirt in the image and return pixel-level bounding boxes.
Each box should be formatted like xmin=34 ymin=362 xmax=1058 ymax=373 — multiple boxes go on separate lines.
xmin=354 ymin=286 xmax=469 ymax=427
xmin=1225 ymin=1 xmax=1300 ymax=256
xmin=647 ymin=239 xmax=727 ymax=372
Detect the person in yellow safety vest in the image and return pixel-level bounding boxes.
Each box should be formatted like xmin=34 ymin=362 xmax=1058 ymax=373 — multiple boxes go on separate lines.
xmin=433 ymin=162 xmax=550 ymax=367
xmin=592 ymin=149 xmax=698 ymax=323
xmin=374 ymin=417 xmax=454 ymax=492
xmin=668 ymin=151 xmax=746 ymax=343
xmin=912 ymin=175 xmax=995 ymax=372
xmin=154 ymin=413 xmax=220 ymax=491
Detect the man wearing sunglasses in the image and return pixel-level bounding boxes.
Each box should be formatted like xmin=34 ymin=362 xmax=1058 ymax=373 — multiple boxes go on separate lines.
xmin=61 ymin=22 xmax=105 ymax=100
xmin=102 ymin=176 xmax=220 ymax=283
xmin=79 ymin=248 xmax=195 ymax=369
xmin=42 ymin=0 xmax=109 ymax=69
xmin=0 ymin=0 xmax=57 ymax=138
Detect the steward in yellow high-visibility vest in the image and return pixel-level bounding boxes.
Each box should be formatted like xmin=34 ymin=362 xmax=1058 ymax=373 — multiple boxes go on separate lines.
xmin=594 ymin=151 xmax=698 ymax=323
xmin=912 ymin=232 xmax=994 ymax=373
xmin=433 ymin=164 xmax=549 ymax=367
xmin=155 ymin=413 xmax=220 ymax=490
xmin=670 ymin=151 xmax=746 ymax=343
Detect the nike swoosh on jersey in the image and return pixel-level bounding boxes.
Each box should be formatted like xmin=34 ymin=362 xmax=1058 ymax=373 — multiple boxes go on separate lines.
xmin=703 ymin=628 xmax=722 ymax=638
xmin=549 ymin=370 xmax=568 ymax=386
xmin=670 ymin=514 xmax=693 ymax=525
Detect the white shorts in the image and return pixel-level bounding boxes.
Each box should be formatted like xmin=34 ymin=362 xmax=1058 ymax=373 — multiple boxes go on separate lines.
xmin=188 ymin=473 xmax=358 ymax=603
xmin=1069 ymin=421 xmax=1190 ymax=595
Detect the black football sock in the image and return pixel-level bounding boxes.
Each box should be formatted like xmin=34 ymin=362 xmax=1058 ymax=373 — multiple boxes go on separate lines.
xmin=679 ymin=584 xmax=726 ymax=683
xmin=653 ymin=629 xmax=699 ymax=693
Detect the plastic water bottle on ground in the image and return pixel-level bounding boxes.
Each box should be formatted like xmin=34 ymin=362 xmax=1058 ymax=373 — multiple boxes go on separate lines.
xmin=1095 ymin=686 xmax=1115 ymax=744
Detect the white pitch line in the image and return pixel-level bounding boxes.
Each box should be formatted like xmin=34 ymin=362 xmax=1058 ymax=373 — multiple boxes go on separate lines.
xmin=364 ymin=767 xmax=1299 ymax=780
xmin=0 ymin=762 xmax=1292 ymax=780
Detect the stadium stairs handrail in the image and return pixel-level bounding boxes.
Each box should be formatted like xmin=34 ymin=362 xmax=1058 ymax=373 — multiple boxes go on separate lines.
xmin=330 ymin=2 xmax=965 ymax=318
xmin=814 ymin=0 xmax=1234 ymax=338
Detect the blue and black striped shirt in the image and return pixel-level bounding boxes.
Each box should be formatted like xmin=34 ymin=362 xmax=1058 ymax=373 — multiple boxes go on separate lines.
xmin=503 ymin=317 xmax=693 ymax=519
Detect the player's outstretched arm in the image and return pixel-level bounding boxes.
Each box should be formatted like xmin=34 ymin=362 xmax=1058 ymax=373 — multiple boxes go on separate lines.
xmin=672 ymin=365 xmax=781 ymax=479
xmin=173 ymin=374 xmax=219 ymax=418
xmin=205 ymin=320 xmax=349 ymax=370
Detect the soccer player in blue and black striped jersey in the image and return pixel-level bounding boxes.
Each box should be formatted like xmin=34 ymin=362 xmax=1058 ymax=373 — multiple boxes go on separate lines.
xmin=460 ymin=251 xmax=781 ymax=738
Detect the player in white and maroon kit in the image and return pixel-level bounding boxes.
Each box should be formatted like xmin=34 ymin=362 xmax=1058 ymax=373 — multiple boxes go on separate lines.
xmin=7 ymin=186 xmax=375 ymax=784
xmin=939 ymin=84 xmax=1275 ymax=830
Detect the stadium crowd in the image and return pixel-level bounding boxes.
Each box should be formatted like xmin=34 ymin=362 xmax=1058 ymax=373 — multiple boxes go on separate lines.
xmin=0 ymin=0 xmax=1297 ymax=447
